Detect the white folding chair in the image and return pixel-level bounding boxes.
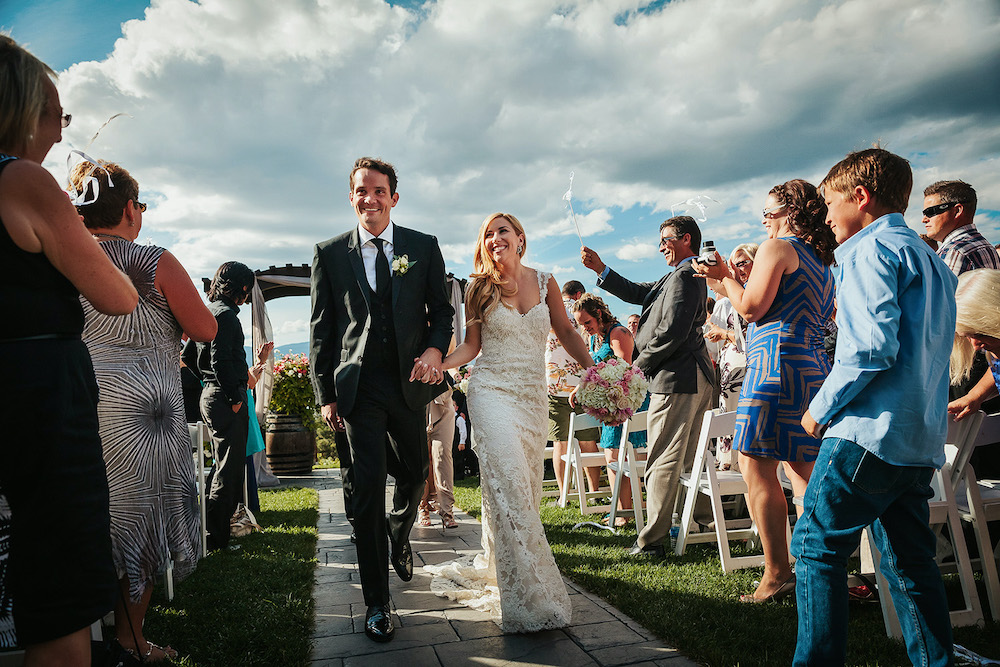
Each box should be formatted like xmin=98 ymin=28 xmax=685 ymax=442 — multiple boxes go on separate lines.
xmin=607 ymin=411 xmax=649 ymax=532
xmin=558 ymin=412 xmax=610 ymax=513
xmin=953 ymin=411 xmax=1000 ymax=619
xmin=864 ymin=412 xmax=986 ymax=638
xmin=189 ymin=421 xmax=210 ymax=557
xmin=164 ymin=422 xmax=210 ymax=602
xmin=675 ymin=409 xmax=791 ymax=572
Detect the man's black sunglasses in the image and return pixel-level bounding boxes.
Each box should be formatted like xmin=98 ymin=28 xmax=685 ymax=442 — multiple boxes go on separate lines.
xmin=922 ymin=201 xmax=963 ymax=218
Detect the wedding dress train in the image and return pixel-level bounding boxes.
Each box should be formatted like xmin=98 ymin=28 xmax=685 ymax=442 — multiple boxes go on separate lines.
xmin=425 ymin=269 xmax=571 ymax=632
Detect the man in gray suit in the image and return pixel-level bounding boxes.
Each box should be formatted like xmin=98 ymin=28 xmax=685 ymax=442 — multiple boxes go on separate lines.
xmin=581 ymin=215 xmax=714 ymax=556
xmin=310 ymin=157 xmax=453 ymax=641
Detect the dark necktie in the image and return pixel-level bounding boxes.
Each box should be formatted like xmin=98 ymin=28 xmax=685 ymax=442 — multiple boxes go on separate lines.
xmin=372 ymin=237 xmax=391 ymax=296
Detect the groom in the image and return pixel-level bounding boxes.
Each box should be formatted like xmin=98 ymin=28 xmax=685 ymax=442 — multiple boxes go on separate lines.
xmin=310 ymin=157 xmax=454 ymax=642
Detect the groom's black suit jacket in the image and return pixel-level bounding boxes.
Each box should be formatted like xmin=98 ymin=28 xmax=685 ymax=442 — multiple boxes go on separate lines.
xmin=309 ymin=224 xmax=454 ymax=416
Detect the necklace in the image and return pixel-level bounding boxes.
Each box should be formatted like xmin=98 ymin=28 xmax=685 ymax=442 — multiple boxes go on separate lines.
xmin=93 ymin=233 xmax=129 ymax=242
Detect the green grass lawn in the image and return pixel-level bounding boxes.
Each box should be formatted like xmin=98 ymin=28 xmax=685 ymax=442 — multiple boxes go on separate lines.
xmin=454 ymin=477 xmax=1000 ymax=666
xmin=144 ymin=487 xmax=319 ymax=666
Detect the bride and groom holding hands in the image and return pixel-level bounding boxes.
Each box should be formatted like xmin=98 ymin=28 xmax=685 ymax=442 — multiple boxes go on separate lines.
xmin=309 ymin=157 xmax=601 ymax=642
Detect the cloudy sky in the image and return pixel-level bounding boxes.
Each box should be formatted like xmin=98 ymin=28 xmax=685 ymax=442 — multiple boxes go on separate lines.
xmin=6 ymin=0 xmax=1000 ymax=346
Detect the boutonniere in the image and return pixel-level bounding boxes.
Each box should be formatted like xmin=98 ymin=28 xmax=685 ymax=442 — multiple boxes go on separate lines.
xmin=391 ymin=254 xmax=416 ymax=275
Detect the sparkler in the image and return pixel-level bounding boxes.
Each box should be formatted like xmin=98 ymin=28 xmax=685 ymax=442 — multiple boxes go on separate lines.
xmin=563 ymin=171 xmax=584 ymax=246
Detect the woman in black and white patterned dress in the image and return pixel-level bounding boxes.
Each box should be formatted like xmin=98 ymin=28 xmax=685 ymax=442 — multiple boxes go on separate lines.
xmin=70 ymin=159 xmax=217 ymax=661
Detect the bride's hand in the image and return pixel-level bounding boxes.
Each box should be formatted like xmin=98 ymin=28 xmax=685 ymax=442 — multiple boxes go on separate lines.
xmin=409 ymin=358 xmax=438 ymax=384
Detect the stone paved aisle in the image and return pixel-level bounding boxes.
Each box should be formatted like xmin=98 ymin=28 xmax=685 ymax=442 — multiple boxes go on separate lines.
xmin=285 ymin=469 xmax=695 ymax=667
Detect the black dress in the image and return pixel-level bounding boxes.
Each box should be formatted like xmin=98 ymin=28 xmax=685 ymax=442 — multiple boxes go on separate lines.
xmin=0 ymin=154 xmax=116 ymax=646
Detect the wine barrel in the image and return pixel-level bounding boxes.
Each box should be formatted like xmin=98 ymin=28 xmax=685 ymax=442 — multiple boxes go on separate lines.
xmin=265 ymin=413 xmax=315 ymax=475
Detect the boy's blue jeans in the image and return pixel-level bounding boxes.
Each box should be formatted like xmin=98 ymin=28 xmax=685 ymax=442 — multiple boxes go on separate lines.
xmin=790 ymin=437 xmax=953 ymax=666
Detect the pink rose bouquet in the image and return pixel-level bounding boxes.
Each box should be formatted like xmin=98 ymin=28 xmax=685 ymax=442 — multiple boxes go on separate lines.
xmin=576 ymin=358 xmax=649 ymax=426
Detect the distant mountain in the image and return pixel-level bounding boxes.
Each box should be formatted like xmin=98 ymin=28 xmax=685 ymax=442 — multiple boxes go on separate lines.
xmin=244 ymin=341 xmax=309 ymax=362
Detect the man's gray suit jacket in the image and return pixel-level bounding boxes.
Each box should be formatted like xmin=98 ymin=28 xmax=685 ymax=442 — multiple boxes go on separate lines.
xmin=598 ymin=261 xmax=714 ymax=395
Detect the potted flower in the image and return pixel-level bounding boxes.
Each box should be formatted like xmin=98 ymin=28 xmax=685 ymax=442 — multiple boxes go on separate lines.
xmin=265 ymin=353 xmax=319 ymax=474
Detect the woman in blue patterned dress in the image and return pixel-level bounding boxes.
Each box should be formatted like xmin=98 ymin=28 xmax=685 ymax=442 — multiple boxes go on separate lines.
xmin=572 ymin=293 xmax=650 ymax=527
xmin=695 ymin=180 xmax=836 ymax=602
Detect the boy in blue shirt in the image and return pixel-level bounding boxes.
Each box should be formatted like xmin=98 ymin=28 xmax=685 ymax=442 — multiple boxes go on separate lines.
xmin=796 ymin=148 xmax=957 ymax=666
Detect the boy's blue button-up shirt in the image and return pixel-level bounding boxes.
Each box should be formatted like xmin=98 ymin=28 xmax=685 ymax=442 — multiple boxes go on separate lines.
xmin=809 ymin=213 xmax=958 ymax=468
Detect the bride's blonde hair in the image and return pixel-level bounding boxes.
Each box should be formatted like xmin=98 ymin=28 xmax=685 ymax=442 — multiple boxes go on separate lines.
xmin=466 ymin=212 xmax=526 ymax=325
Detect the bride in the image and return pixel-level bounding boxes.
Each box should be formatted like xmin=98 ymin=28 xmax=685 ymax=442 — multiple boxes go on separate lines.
xmin=418 ymin=212 xmax=594 ymax=632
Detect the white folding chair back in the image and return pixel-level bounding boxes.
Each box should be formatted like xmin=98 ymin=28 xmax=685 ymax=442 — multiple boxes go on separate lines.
xmin=607 ymin=411 xmax=649 ymax=531
xmin=165 ymin=422 xmax=209 ymax=601
xmin=190 ymin=421 xmax=210 ymax=557
xmin=674 ymin=409 xmax=788 ymax=572
xmin=952 ymin=411 xmax=1000 ymax=619
xmin=864 ymin=412 xmax=985 ymax=638
xmin=558 ymin=412 xmax=610 ymax=513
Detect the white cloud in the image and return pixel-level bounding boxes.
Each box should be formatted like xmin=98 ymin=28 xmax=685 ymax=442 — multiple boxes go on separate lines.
xmin=276 ymin=317 xmax=309 ymax=340
xmin=615 ymin=240 xmax=658 ymax=262
xmin=35 ymin=0 xmax=1000 ymax=331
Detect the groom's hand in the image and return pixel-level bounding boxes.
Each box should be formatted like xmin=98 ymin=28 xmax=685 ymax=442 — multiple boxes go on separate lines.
xmin=321 ymin=403 xmax=345 ymax=432
xmin=410 ymin=348 xmax=444 ymax=384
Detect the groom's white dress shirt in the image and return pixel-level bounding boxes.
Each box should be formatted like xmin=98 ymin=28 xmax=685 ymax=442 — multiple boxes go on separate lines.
xmin=357 ymin=221 xmax=395 ymax=292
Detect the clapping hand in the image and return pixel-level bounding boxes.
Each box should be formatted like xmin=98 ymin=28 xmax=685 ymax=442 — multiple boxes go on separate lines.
xmin=704 ymin=323 xmax=728 ymax=343
xmin=256 ymin=341 xmax=274 ymax=364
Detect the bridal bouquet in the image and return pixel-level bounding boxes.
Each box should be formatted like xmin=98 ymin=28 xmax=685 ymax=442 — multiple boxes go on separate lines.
xmin=452 ymin=366 xmax=473 ymax=394
xmin=576 ymin=359 xmax=649 ymax=426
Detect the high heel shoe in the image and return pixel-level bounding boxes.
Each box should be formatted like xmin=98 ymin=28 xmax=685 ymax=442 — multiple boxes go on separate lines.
xmin=418 ymin=506 xmax=432 ymax=527
xmin=441 ymin=513 xmax=458 ymax=529
xmin=740 ymin=574 xmax=796 ymax=603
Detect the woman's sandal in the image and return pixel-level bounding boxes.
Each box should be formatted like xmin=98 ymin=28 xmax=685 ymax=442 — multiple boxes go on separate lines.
xmin=418 ymin=506 xmax=432 ymax=527
xmin=599 ymin=513 xmax=630 ymax=528
xmin=124 ymin=641 xmax=178 ymax=663
xmin=739 ymin=575 xmax=796 ymax=603
xmin=442 ymin=514 xmax=459 ymax=529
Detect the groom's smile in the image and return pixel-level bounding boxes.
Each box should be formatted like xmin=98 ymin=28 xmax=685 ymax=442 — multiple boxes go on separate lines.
xmin=350 ymin=167 xmax=398 ymax=234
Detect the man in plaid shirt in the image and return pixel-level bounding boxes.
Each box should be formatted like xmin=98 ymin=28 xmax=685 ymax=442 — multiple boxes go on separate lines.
xmin=922 ymin=180 xmax=999 ymax=275
xmin=926 ymin=180 xmax=1000 ymax=480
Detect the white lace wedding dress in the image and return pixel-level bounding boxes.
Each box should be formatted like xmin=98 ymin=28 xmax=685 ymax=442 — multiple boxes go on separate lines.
xmin=425 ymin=269 xmax=572 ymax=632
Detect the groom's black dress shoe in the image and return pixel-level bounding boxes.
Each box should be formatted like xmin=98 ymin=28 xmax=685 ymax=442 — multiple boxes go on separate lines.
xmin=628 ymin=541 xmax=666 ymax=558
xmin=364 ymin=604 xmax=395 ymax=642
xmin=387 ymin=525 xmax=413 ymax=581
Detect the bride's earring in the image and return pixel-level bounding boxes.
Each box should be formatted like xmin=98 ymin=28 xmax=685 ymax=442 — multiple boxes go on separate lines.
xmin=517 ymin=244 xmax=523 ymax=254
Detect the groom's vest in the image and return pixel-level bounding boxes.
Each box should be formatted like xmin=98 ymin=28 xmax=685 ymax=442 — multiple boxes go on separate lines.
xmin=363 ymin=283 xmax=399 ymax=376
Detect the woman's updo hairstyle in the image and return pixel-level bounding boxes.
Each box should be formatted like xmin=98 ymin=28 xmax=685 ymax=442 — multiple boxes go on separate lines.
xmin=768 ymin=179 xmax=837 ymax=266
xmin=67 ymin=159 xmax=139 ymax=230
xmin=208 ymin=261 xmax=256 ymax=304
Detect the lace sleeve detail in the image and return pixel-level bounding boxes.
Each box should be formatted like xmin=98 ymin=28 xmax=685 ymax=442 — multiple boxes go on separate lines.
xmin=538 ymin=270 xmax=550 ymax=303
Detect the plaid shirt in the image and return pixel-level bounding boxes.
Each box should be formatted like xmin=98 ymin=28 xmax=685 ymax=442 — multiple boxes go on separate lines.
xmin=937 ymin=224 xmax=1000 ymax=275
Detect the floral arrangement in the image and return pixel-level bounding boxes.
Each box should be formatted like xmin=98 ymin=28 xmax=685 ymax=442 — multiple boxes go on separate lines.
xmin=575 ymin=359 xmax=649 ymax=426
xmin=451 ymin=366 xmax=473 ymax=394
xmin=268 ymin=353 xmax=319 ymax=431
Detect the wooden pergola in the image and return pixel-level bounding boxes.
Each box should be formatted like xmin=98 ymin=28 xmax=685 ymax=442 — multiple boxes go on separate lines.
xmin=201 ymin=264 xmax=311 ymax=301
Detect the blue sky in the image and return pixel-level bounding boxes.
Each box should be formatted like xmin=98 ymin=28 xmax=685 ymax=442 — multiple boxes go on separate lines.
xmin=6 ymin=0 xmax=1000 ymax=346
xmin=1 ymin=0 xmax=149 ymax=69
